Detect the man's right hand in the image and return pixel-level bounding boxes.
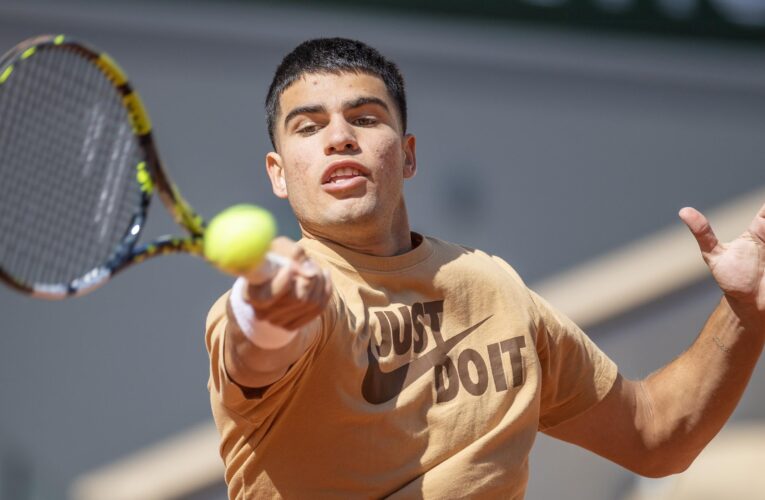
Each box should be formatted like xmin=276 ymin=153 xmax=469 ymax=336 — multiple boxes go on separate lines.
xmin=223 ymin=237 xmax=331 ymax=389
xmin=242 ymin=237 xmax=332 ymax=331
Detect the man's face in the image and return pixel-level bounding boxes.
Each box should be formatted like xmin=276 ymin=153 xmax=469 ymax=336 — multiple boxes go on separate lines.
xmin=266 ymin=71 xmax=416 ymax=241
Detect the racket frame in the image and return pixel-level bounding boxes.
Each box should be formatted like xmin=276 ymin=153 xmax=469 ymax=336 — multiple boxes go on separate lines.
xmin=0 ymin=35 xmax=208 ymax=299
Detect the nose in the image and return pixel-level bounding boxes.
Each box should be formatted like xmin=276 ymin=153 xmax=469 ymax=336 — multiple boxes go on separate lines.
xmin=324 ymin=117 xmax=359 ymax=155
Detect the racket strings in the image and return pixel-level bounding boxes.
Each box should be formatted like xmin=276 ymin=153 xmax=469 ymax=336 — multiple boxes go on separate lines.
xmin=0 ymin=46 xmax=144 ymax=288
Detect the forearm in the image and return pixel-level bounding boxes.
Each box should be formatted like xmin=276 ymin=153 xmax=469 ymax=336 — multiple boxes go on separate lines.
xmin=641 ymin=295 xmax=765 ymax=469
xmin=549 ymin=204 xmax=765 ymax=476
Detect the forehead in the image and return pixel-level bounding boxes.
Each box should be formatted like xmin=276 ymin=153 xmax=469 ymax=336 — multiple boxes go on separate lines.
xmin=278 ymin=71 xmax=393 ymax=113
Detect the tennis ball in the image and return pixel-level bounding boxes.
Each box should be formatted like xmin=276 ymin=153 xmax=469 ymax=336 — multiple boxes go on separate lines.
xmin=204 ymin=204 xmax=277 ymax=275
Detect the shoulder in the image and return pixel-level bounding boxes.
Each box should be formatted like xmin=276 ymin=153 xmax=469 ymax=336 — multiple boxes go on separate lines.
xmin=425 ymin=236 xmax=527 ymax=285
xmin=422 ymin=236 xmax=544 ymax=321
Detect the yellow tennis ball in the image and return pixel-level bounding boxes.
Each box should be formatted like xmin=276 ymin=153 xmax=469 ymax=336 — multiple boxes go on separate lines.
xmin=204 ymin=204 xmax=277 ymax=275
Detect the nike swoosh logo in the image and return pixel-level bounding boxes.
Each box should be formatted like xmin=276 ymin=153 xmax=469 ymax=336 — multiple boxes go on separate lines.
xmin=361 ymin=315 xmax=492 ymax=404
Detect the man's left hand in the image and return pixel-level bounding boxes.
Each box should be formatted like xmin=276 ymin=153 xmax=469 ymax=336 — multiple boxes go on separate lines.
xmin=680 ymin=204 xmax=765 ymax=313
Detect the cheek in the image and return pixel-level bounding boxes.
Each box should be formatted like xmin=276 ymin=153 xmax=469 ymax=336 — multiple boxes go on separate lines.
xmin=373 ymin=135 xmax=404 ymax=170
xmin=281 ymin=152 xmax=313 ymax=188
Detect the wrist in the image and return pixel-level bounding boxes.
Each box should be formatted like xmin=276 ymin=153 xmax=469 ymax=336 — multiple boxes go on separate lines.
xmin=230 ymin=277 xmax=298 ymax=349
xmin=721 ymin=294 xmax=765 ymax=338
xmin=698 ymin=295 xmax=765 ymax=361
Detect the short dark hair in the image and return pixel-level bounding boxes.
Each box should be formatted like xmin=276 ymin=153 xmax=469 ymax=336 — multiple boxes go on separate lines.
xmin=265 ymin=38 xmax=407 ymax=147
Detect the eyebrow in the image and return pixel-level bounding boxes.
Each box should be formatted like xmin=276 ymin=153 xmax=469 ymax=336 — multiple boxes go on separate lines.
xmin=282 ymin=96 xmax=390 ymax=130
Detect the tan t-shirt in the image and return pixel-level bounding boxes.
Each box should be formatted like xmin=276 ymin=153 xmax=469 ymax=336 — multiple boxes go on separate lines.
xmin=206 ymin=235 xmax=617 ymax=499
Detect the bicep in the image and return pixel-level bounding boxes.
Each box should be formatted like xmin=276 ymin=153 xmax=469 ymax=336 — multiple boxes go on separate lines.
xmin=543 ymin=374 xmax=660 ymax=476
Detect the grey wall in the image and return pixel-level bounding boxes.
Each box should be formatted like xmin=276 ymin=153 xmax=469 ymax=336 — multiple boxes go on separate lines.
xmin=0 ymin=1 xmax=764 ymax=498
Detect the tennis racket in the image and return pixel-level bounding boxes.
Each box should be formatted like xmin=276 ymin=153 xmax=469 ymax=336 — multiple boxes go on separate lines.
xmin=0 ymin=34 xmax=281 ymax=299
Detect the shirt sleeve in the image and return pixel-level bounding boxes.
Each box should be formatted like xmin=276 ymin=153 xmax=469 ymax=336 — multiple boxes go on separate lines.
xmin=204 ymin=288 xmax=337 ymax=428
xmin=530 ymin=289 xmax=618 ymax=431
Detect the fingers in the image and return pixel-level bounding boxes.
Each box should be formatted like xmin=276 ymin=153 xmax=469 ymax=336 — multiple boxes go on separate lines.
xmin=268 ymin=278 xmax=330 ymax=330
xmin=242 ymin=237 xmax=332 ymax=330
xmin=679 ymin=206 xmax=719 ymax=255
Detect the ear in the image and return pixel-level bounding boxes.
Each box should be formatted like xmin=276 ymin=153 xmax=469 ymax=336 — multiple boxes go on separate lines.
xmin=402 ymin=133 xmax=417 ymax=179
xmin=265 ymin=152 xmax=288 ymax=199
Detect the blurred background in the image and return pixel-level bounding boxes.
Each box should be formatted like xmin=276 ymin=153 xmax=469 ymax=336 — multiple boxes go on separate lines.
xmin=0 ymin=0 xmax=764 ymax=498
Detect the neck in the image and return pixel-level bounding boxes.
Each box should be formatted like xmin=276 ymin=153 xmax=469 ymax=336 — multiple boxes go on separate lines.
xmin=301 ymin=203 xmax=413 ymax=257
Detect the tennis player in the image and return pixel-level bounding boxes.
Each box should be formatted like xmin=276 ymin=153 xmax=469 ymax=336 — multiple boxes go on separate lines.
xmin=206 ymin=38 xmax=765 ymax=498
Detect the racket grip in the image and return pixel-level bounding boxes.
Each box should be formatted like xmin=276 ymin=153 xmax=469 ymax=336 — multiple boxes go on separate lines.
xmin=244 ymin=252 xmax=290 ymax=285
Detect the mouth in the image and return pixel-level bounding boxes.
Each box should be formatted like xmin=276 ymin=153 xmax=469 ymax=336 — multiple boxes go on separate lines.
xmin=321 ymin=161 xmax=370 ymax=186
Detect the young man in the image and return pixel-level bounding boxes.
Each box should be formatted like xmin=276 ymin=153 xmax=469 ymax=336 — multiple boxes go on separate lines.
xmin=206 ymin=38 xmax=765 ymax=498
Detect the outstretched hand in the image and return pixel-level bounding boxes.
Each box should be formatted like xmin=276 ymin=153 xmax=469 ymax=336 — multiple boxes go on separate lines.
xmin=680 ymin=205 xmax=765 ymax=312
xmin=243 ymin=236 xmax=332 ymax=331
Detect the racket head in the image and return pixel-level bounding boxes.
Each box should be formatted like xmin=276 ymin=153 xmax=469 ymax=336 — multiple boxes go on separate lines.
xmin=0 ymin=35 xmax=201 ymax=299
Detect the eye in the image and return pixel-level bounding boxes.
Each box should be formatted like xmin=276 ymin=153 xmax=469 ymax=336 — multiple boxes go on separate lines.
xmin=297 ymin=123 xmax=320 ymax=135
xmin=353 ymin=116 xmax=378 ymax=127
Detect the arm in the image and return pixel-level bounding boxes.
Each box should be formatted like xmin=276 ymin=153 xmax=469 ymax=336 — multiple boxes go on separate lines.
xmin=223 ymin=237 xmax=332 ymax=389
xmin=547 ymin=204 xmax=765 ymax=477
xmin=547 ymin=297 xmax=763 ymax=477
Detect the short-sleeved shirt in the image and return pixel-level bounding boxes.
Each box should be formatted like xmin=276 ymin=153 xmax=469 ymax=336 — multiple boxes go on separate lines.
xmin=206 ymin=235 xmax=617 ymax=499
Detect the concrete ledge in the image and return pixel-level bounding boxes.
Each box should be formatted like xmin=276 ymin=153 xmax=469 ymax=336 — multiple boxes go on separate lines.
xmin=69 ymin=422 xmax=222 ymax=500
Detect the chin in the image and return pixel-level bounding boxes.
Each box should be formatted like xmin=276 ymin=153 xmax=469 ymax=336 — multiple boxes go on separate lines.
xmin=331 ymin=196 xmax=379 ymax=218
xmin=317 ymin=204 xmax=380 ymax=229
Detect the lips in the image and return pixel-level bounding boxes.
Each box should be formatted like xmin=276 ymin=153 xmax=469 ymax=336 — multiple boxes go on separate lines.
xmin=326 ymin=166 xmax=364 ymax=184
xmin=321 ymin=161 xmax=370 ymax=185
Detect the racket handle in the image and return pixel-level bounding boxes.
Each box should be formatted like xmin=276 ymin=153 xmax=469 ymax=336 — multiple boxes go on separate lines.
xmin=244 ymin=252 xmax=290 ymax=284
